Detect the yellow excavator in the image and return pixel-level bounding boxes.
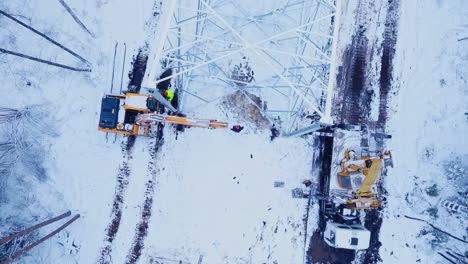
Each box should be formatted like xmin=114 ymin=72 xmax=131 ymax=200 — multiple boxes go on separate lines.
xmin=322 ymin=128 xmax=394 ymax=250
xmin=336 ymin=150 xmax=393 ymax=209
xmin=98 ymin=93 xmax=228 ymax=136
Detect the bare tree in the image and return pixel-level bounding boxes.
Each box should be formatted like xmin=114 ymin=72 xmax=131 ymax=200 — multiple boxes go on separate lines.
xmin=0 ymin=141 xmax=19 ymax=196
xmin=0 ymin=107 xmax=24 ymax=198
xmin=0 ymin=105 xmax=57 ymax=195
xmin=0 ymin=107 xmax=22 ymax=124
xmin=0 ymin=228 xmax=37 ymax=262
xmin=0 ymin=142 xmax=18 ymax=168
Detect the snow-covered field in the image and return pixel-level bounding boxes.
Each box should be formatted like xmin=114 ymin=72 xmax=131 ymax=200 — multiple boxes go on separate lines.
xmin=1 ymin=0 xmax=466 ymax=264
xmin=0 ymin=1 xmax=157 ymax=263
xmin=381 ymin=1 xmax=467 ymax=263
xmin=144 ymin=126 xmax=314 ymax=263
xmin=0 ymin=1 xmax=316 ymax=263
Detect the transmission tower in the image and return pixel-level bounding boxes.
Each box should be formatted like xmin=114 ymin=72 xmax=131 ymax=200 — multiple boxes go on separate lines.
xmin=143 ymin=0 xmax=339 ymax=136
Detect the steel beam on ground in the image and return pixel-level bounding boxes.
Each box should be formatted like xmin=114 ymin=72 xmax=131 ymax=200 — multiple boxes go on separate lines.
xmin=284 ymin=122 xmax=332 ymax=137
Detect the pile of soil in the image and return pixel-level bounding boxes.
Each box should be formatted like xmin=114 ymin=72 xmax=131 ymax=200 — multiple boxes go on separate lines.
xmin=223 ymin=90 xmax=271 ymax=129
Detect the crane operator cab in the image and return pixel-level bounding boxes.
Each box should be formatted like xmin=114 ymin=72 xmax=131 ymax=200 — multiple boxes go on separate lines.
xmin=98 ymin=93 xmax=157 ymax=136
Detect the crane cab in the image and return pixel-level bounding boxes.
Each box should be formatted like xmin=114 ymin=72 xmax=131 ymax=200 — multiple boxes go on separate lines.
xmin=98 ymin=93 xmax=159 ymax=136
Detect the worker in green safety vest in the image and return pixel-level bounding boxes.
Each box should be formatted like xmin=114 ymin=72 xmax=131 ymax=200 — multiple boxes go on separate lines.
xmin=163 ymin=90 xmax=175 ymax=101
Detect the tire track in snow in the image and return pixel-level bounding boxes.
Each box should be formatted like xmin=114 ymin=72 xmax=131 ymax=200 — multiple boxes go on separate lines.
xmin=335 ymin=27 xmax=370 ymax=125
xmin=361 ymin=1 xmax=400 ymax=263
xmin=333 ymin=0 xmax=373 ymax=125
xmin=97 ymin=49 xmax=149 ymax=264
xmin=376 ymin=0 xmax=399 ymax=130
xmin=96 ymin=3 xmax=160 ymax=261
xmin=98 ymin=138 xmax=135 ymax=264
xmin=124 ymin=123 xmax=164 ymax=264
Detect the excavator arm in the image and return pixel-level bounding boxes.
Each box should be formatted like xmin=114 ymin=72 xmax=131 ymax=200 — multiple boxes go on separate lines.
xmin=356 ymin=159 xmax=382 ymax=197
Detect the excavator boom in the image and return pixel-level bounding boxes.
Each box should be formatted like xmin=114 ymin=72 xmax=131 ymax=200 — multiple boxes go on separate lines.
xmin=357 ymin=159 xmax=382 ymax=195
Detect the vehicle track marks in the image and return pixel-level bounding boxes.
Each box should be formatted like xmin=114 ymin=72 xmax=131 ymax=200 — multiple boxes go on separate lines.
xmin=97 ymin=46 xmax=149 ymax=264
xmin=361 ymin=1 xmax=400 ymax=263
xmin=125 ymin=123 xmax=164 ymax=264
xmin=98 ymin=139 xmax=135 ymax=264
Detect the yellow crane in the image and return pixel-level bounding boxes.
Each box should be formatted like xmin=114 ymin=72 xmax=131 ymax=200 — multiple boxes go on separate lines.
xmin=98 ymin=93 xmax=228 ymax=136
xmin=336 ymin=150 xmax=393 ymax=209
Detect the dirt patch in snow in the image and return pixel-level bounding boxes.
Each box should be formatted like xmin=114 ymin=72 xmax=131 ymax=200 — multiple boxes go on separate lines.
xmin=307 ymin=231 xmax=355 ymax=264
xmin=223 ymin=91 xmax=270 ymax=129
xmin=128 ymin=46 xmax=149 ymax=93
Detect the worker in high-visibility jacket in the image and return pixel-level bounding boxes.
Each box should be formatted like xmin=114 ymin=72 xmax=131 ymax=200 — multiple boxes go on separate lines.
xmin=163 ymin=90 xmax=175 ymax=101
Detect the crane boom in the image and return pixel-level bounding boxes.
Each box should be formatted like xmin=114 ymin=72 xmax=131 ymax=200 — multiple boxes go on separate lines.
xmin=136 ymin=113 xmax=228 ymax=129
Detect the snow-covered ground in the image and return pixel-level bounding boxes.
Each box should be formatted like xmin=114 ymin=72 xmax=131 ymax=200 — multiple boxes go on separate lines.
xmin=0 ymin=0 xmax=157 ymax=263
xmin=0 ymin=1 xmax=317 ymax=263
xmin=380 ymin=1 xmax=468 ymax=263
xmin=1 ymin=0 xmax=467 ymax=263
xmin=144 ymin=125 xmax=314 ymax=263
